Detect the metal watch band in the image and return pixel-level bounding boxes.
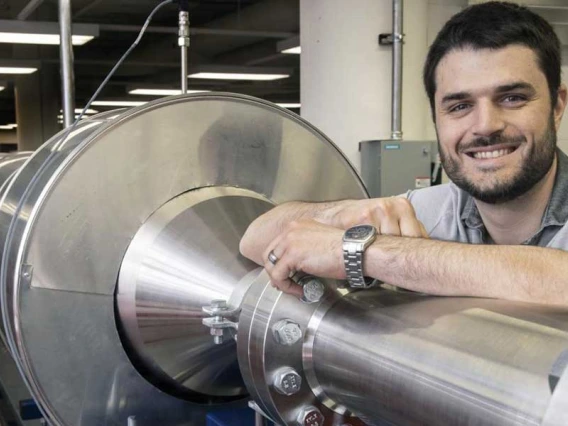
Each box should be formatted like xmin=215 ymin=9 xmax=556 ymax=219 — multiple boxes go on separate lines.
xmin=343 ymin=249 xmax=373 ymax=288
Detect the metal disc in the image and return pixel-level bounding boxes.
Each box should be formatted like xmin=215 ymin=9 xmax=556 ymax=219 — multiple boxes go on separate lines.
xmin=116 ymin=186 xmax=273 ymax=400
xmin=1 ymin=93 xmax=367 ymax=426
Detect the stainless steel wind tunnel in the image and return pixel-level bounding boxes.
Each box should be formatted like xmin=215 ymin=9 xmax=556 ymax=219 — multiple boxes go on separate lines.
xmin=0 ymin=94 xmax=566 ymax=426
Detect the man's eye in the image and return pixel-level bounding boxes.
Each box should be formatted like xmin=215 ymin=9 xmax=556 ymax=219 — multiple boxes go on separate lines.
xmin=449 ymin=103 xmax=470 ymax=113
xmin=502 ymin=95 xmax=526 ymax=104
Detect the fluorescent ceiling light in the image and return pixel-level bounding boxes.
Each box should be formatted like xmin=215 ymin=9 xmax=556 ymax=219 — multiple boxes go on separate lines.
xmin=91 ymin=100 xmax=147 ymax=107
xmin=0 ymin=67 xmax=37 ymax=74
xmin=0 ymin=20 xmax=98 ymax=46
xmin=0 ymin=33 xmax=94 ymax=45
xmin=189 ymin=72 xmax=289 ymax=81
xmin=129 ymin=88 xmax=209 ymax=96
xmin=59 ymin=108 xmax=99 ymax=114
xmin=281 ymin=46 xmax=301 ymax=54
xmin=0 ymin=123 xmax=16 ymax=130
xmin=277 ymin=103 xmax=301 ymax=108
xmin=57 ymin=115 xmax=90 ymax=120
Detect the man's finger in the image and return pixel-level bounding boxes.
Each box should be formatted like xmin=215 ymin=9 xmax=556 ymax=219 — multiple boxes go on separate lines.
xmin=378 ymin=216 xmax=401 ymax=236
xmin=398 ymin=216 xmax=425 ymax=238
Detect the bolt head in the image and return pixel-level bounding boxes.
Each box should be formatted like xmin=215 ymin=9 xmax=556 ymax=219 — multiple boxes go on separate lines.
xmin=272 ymin=319 xmax=302 ymax=346
xmin=299 ymin=276 xmax=325 ymax=303
xmin=296 ymin=406 xmax=324 ymax=426
xmin=273 ymin=367 xmax=302 ymax=395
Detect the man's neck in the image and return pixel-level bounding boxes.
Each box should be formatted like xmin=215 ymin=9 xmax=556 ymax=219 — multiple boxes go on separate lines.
xmin=475 ymin=156 xmax=558 ymax=245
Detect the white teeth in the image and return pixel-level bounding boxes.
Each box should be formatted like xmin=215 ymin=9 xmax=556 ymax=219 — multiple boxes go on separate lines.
xmin=472 ymin=148 xmax=513 ymax=159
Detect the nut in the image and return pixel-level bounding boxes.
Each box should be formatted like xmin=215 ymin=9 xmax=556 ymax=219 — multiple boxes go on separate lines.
xmin=211 ymin=299 xmax=227 ymax=309
xmin=296 ymin=406 xmax=324 ymax=426
xmin=272 ymin=319 xmax=303 ymax=346
xmin=273 ymin=367 xmax=302 ymax=395
xmin=299 ymin=276 xmax=325 ymax=304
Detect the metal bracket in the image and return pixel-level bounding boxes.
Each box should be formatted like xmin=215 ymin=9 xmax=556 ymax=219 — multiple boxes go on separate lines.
xmin=202 ymin=300 xmax=240 ymax=344
xmin=378 ymin=33 xmax=404 ymax=46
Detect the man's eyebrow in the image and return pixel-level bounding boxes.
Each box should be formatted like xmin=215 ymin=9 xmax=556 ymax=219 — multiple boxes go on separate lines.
xmin=440 ymin=82 xmax=536 ymax=106
xmin=494 ymin=81 xmax=536 ymax=93
xmin=441 ymin=92 xmax=470 ymax=105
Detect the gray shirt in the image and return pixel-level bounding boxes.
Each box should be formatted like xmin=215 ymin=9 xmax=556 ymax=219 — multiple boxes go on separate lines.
xmin=407 ymin=149 xmax=568 ymax=249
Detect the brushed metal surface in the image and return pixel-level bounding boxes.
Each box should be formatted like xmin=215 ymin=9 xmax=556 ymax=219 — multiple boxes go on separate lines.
xmin=237 ymin=269 xmax=365 ymax=426
xmin=310 ymin=290 xmax=568 ymax=426
xmin=117 ymin=186 xmax=273 ymax=399
xmin=541 ymin=363 xmax=568 ymax=425
xmin=0 ymin=93 xmax=367 ymax=425
xmin=0 ymin=151 xmax=32 ymax=348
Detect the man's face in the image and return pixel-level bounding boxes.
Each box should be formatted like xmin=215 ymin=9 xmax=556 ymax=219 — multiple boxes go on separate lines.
xmin=434 ymin=45 xmax=565 ymax=204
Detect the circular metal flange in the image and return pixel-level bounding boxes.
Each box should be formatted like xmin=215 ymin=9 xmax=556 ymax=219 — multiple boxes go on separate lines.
xmin=237 ymin=271 xmax=365 ymax=425
xmin=116 ymin=186 xmax=273 ymax=400
xmin=0 ymin=93 xmax=368 ymax=426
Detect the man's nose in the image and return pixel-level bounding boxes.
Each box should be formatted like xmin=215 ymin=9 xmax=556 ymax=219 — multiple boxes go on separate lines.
xmin=471 ymin=102 xmax=506 ymax=137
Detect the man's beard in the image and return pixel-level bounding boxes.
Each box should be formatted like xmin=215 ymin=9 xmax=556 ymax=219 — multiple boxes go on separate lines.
xmin=439 ymin=115 xmax=557 ymax=204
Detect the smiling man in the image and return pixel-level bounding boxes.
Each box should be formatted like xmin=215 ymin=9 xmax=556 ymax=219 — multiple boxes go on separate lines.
xmin=239 ymin=1 xmax=568 ymax=305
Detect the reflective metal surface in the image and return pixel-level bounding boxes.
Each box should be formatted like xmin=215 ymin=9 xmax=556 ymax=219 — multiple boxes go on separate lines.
xmin=310 ymin=290 xmax=568 ymax=426
xmin=0 ymin=151 xmax=32 ymax=348
xmin=237 ymin=269 xmax=364 ymax=426
xmin=0 ymin=152 xmax=32 ymax=197
xmin=541 ymin=363 xmax=568 ymax=426
xmin=0 ymin=93 xmax=367 ymax=426
xmin=117 ymin=186 xmax=273 ymax=399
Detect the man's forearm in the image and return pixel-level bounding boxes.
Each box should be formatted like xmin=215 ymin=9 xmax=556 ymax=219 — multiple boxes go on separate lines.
xmin=366 ymin=236 xmax=568 ymax=306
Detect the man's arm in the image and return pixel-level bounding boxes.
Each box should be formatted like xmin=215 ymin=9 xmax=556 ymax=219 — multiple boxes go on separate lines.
xmin=366 ymin=236 xmax=568 ymax=306
xmin=258 ymin=220 xmax=568 ymax=306
xmin=240 ymin=198 xmax=427 ymax=265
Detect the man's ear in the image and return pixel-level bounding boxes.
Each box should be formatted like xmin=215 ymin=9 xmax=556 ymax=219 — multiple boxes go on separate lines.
xmin=554 ymin=83 xmax=568 ymax=131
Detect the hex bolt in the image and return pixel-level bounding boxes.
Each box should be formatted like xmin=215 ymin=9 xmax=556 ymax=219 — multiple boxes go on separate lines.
xmin=296 ymin=406 xmax=324 ymax=426
xmin=210 ymin=327 xmax=224 ymax=345
xmin=272 ymin=366 xmax=302 ymax=395
xmin=272 ymin=319 xmax=303 ymax=346
xmin=299 ymin=276 xmax=325 ymax=304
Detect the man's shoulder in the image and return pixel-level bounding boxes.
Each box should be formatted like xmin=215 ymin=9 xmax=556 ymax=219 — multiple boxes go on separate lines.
xmin=406 ymin=183 xmax=462 ymax=214
xmin=405 ymin=183 xmax=470 ymax=237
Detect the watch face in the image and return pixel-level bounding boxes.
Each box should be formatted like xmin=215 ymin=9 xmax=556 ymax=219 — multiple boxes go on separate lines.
xmin=345 ymin=225 xmax=375 ymax=240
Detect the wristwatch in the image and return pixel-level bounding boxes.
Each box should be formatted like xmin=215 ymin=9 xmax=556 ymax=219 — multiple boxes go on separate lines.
xmin=342 ymin=224 xmax=377 ymax=288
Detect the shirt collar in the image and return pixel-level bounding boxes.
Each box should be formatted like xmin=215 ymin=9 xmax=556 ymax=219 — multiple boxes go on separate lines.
xmin=460 ymin=148 xmax=568 ymax=234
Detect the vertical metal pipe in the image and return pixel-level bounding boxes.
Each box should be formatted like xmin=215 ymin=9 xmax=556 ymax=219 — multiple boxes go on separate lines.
xmin=181 ymin=47 xmax=188 ymax=93
xmin=178 ymin=11 xmax=190 ymax=94
xmin=391 ymin=0 xmax=403 ymax=140
xmin=58 ymin=0 xmax=75 ymax=127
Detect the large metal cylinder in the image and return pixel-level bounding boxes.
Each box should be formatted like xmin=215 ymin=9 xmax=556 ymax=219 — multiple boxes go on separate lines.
xmin=0 ymin=94 xmax=367 ymax=426
xmin=311 ymin=291 xmax=568 ymax=425
xmin=0 ymin=93 xmax=567 ymax=426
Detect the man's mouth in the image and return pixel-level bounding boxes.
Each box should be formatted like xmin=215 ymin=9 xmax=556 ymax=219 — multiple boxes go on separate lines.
xmin=463 ymin=144 xmax=520 ymax=160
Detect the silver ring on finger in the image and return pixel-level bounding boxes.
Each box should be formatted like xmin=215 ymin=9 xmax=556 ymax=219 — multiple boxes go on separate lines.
xmin=268 ymin=250 xmax=279 ymax=265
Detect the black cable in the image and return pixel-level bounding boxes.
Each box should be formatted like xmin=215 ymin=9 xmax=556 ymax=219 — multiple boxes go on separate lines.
xmin=61 ymin=0 xmax=174 ymax=144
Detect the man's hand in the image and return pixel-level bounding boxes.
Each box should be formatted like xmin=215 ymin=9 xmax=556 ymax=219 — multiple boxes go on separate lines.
xmin=325 ymin=197 xmax=428 ymax=237
xmin=262 ymin=220 xmax=345 ymax=296
xmin=240 ymin=197 xmax=428 ymax=266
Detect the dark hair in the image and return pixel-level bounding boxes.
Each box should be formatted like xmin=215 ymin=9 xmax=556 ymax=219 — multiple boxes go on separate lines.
xmin=423 ymin=1 xmax=561 ymax=119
